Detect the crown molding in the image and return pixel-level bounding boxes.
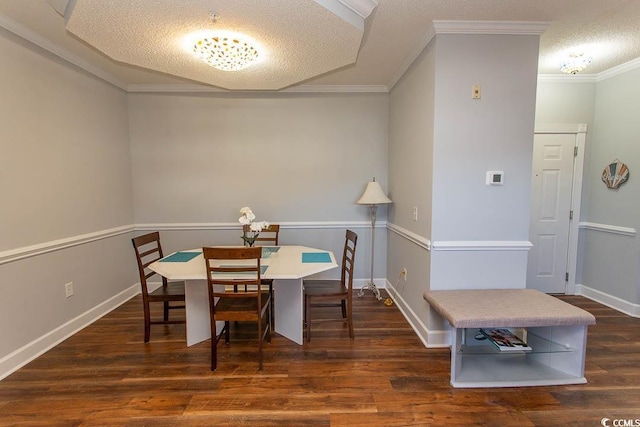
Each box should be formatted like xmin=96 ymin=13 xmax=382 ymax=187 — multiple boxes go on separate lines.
xmin=0 ymin=13 xmax=127 ymax=91
xmin=537 ymin=74 xmax=597 ymax=83
xmin=314 ymin=0 xmax=377 ymax=30
xmin=339 ymin=0 xmax=378 ymax=19
xmin=127 ymin=83 xmax=388 ymax=94
xmin=539 ymin=56 xmax=640 ymax=83
xmin=388 ymin=27 xmax=436 ymax=90
xmin=432 ymin=20 xmax=550 ymax=35
xmin=596 ymin=56 xmax=640 ymax=82
xmin=535 ymin=123 xmax=588 ymax=134
xmin=282 ymin=84 xmax=388 ymax=93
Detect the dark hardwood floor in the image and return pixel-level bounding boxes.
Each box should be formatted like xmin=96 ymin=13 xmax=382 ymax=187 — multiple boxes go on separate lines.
xmin=1 ymin=292 xmax=639 ymax=426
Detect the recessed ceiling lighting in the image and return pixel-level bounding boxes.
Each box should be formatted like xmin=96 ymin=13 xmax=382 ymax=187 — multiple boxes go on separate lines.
xmin=560 ymin=53 xmax=592 ymax=74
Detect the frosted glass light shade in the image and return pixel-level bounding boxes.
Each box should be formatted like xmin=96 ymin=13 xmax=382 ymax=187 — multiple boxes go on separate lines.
xmin=560 ymin=53 xmax=592 ymax=74
xmin=356 ymin=181 xmax=392 ymax=205
xmin=193 ymin=34 xmax=259 ymax=71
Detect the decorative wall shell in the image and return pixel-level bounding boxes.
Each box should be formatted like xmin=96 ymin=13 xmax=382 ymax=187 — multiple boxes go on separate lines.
xmin=601 ymin=161 xmax=629 ymax=189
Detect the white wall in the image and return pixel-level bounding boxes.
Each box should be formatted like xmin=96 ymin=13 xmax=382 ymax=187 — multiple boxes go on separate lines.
xmin=0 ymin=29 xmax=135 ymax=378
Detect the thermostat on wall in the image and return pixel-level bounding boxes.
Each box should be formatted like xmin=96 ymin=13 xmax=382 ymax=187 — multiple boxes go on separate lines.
xmin=486 ymin=171 xmax=504 ymax=186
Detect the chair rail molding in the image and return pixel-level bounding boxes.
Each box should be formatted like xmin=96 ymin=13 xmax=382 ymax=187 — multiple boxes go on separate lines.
xmin=430 ymin=240 xmax=533 ymax=251
xmin=136 ymin=221 xmax=375 ymax=231
xmin=579 ymin=222 xmax=637 ymax=237
xmin=1 ymin=221 xmax=382 ymax=265
xmin=0 ymin=225 xmax=135 ymax=265
xmin=386 ymin=222 xmax=431 ymax=251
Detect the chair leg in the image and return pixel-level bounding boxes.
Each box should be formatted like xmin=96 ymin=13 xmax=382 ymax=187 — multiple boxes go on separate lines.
xmin=211 ymin=333 xmax=217 ymax=371
xmin=224 ymin=321 xmax=231 ymax=344
xmin=163 ymin=301 xmax=169 ymax=322
xmin=258 ymin=319 xmax=263 ymax=371
xmin=347 ymin=299 xmax=354 ymax=340
xmin=211 ymin=318 xmax=218 ymax=371
xmin=143 ymin=303 xmax=151 ymax=343
xmin=341 ymin=299 xmax=347 ymax=318
xmin=270 ymin=285 xmax=275 ymax=329
xmin=267 ymin=305 xmax=272 ymax=343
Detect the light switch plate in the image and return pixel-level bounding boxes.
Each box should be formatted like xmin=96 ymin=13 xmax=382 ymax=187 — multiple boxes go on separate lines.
xmin=486 ymin=171 xmax=504 ymax=185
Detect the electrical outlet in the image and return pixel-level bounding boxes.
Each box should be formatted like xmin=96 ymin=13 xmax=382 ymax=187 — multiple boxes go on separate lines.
xmin=401 ymin=268 xmax=408 ymax=281
xmin=412 ymin=207 xmax=418 ymax=221
xmin=472 ymin=84 xmax=481 ymax=99
xmin=65 ymin=282 xmax=74 ymax=298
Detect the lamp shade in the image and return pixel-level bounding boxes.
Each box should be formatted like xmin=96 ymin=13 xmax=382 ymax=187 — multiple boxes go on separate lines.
xmin=356 ymin=181 xmax=392 ymax=205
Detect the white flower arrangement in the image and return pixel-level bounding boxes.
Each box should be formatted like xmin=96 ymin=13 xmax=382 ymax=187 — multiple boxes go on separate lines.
xmin=239 ymin=206 xmax=269 ymax=247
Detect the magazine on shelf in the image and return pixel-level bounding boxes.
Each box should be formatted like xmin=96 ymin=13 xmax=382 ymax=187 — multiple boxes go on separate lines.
xmin=480 ymin=328 xmax=532 ymax=352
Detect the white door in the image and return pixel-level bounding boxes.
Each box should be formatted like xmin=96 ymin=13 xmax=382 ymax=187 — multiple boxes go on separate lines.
xmin=527 ymin=133 xmax=576 ymax=293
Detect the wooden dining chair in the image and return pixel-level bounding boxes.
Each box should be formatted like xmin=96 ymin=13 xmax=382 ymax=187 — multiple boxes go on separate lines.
xmin=303 ymin=229 xmax=358 ymax=342
xmin=131 ymin=232 xmax=186 ymax=343
xmin=242 ymin=223 xmax=279 ymax=327
xmin=203 ymin=246 xmax=271 ymax=371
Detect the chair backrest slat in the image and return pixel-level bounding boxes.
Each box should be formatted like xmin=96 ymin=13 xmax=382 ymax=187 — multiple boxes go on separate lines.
xmin=341 ymin=230 xmax=358 ymax=291
xmin=243 ymin=224 xmax=280 ymax=246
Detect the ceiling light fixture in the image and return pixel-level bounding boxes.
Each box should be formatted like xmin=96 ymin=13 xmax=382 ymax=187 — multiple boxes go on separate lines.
xmin=191 ymin=13 xmax=259 ymax=72
xmin=560 ymin=53 xmax=592 ymax=74
xmin=193 ymin=34 xmax=259 ymax=72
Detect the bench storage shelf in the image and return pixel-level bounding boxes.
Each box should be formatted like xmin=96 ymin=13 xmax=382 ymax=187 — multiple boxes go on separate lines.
xmin=452 ymin=326 xmax=588 ymax=388
xmin=424 ymin=289 xmax=596 ymax=388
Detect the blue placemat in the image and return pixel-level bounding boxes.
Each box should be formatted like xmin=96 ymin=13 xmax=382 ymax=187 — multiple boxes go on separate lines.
xmin=160 ymin=251 xmax=201 ymax=263
xmin=302 ymin=252 xmax=331 ymax=263
xmin=261 ymin=246 xmax=281 ymax=258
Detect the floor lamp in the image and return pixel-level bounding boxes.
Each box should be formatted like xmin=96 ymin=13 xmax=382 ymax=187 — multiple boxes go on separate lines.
xmin=356 ymin=178 xmax=392 ymax=300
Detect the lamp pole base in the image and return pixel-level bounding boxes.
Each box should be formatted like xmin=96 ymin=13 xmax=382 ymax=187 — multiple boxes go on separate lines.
xmin=358 ymin=282 xmax=383 ymax=301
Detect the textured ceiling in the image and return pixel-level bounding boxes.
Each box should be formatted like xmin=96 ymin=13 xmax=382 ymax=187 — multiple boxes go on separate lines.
xmin=61 ymin=0 xmax=370 ymax=90
xmin=1 ymin=0 xmax=640 ymax=91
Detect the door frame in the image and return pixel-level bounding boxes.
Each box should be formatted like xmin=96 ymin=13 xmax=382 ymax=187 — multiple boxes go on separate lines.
xmin=533 ymin=124 xmax=587 ymax=294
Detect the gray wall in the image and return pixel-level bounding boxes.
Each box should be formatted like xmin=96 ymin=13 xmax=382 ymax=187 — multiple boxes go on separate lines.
xmin=581 ymin=69 xmax=640 ymax=305
xmin=536 ymin=73 xmax=640 ymax=307
xmin=432 ymin=34 xmax=539 ymax=242
xmin=387 ymin=37 xmax=436 ymax=333
xmin=387 ymin=32 xmax=541 ymax=344
xmin=128 ymin=92 xmax=388 ymax=224
xmin=0 ymin=28 xmax=135 ymax=372
xmin=534 ymin=79 xmax=596 ymax=286
xmin=128 ymin=91 xmax=390 ymax=283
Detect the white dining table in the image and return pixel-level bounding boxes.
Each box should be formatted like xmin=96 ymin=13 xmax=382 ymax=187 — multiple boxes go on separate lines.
xmin=148 ymin=245 xmax=338 ymax=346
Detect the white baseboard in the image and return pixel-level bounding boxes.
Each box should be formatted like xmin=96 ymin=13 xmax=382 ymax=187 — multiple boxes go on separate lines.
xmin=576 ymin=284 xmax=640 ymax=318
xmin=0 ymin=284 xmax=140 ymax=381
xmin=385 ymin=280 xmax=450 ymax=348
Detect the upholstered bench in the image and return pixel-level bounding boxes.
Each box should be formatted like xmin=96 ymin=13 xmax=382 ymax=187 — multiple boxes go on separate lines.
xmin=423 ymin=289 xmax=596 ymax=388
